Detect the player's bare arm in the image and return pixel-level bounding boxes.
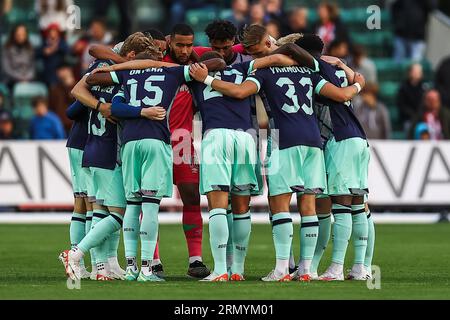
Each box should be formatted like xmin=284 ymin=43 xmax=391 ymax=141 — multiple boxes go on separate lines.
xmin=319 ymin=73 xmax=366 ymax=103
xmin=85 ymin=72 xmax=115 ymax=87
xmin=270 ymin=43 xmax=317 ymax=70
xmin=140 ymin=107 xmax=166 ymax=120
xmin=92 ymin=58 xmax=226 ymax=75
xmin=110 ymin=95 xmax=166 ymax=121
xmin=321 ymin=55 xmax=357 ymax=84
xmin=89 ymin=44 xmax=128 ymax=64
xmin=92 ymin=59 xmax=179 ymax=74
xmin=252 ymin=54 xmax=297 ymax=69
xmin=190 ymin=63 xmax=258 ymax=99
xmin=71 ymin=75 xmax=115 ymax=121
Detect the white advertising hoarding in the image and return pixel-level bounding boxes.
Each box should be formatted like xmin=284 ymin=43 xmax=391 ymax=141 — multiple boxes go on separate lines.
xmin=0 ymin=140 xmax=449 ymax=207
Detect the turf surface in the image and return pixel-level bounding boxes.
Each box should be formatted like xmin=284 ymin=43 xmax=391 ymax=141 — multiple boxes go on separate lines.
xmin=0 ymin=223 xmax=449 ymax=300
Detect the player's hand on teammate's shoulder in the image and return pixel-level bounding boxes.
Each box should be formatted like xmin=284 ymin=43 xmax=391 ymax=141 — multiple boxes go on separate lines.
xmin=321 ymin=55 xmax=343 ymax=67
xmin=354 ymin=73 xmax=366 ymax=89
xmin=141 ymin=106 xmax=166 ymax=121
xmin=98 ymin=102 xmax=114 ymax=120
xmin=92 ymin=66 xmax=114 ymax=74
xmin=189 ymin=63 xmax=209 ymax=82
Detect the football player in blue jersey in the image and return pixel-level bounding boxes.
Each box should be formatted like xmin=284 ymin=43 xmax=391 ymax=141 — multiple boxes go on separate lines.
xmin=65 ymin=100 xmax=92 ymax=279
xmin=78 ymin=46 xmax=226 ymax=282
xmin=189 ymin=53 xmax=365 ymax=282
xmin=295 ymin=34 xmax=374 ymax=281
xmin=188 ymin=51 xmax=305 ymax=281
xmin=59 ymin=33 xmax=158 ymax=281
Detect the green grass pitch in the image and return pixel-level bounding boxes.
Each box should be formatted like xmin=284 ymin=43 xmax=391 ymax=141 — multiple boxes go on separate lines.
xmin=0 ymin=223 xmax=450 ymax=300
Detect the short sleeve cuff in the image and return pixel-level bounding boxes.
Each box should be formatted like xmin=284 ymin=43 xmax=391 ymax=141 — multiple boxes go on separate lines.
xmin=315 ymin=79 xmax=328 ymax=95
xmin=110 ymin=71 xmax=120 ymax=84
xmin=184 ymin=65 xmax=192 ymax=82
xmin=113 ymin=91 xmax=125 ymax=101
xmin=248 ymin=60 xmax=256 ymax=75
xmin=246 ymin=77 xmax=261 ymax=92
xmin=313 ymin=58 xmax=320 ymax=72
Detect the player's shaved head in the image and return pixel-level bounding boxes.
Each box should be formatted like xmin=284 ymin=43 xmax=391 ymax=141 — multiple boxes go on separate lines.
xmin=171 ymin=23 xmax=194 ymax=37
xmin=295 ymin=33 xmax=324 ymax=58
xmin=199 ymin=51 xmax=223 ymax=62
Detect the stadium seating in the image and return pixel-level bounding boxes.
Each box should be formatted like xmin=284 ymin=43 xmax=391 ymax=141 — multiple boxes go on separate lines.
xmin=11 ymin=82 xmax=48 ymax=138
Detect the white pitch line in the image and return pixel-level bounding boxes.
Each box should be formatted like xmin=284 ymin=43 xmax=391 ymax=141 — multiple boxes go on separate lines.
xmin=0 ymin=213 xmax=446 ymax=224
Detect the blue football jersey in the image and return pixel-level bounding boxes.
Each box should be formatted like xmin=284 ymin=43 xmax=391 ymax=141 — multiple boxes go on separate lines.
xmin=247 ymin=66 xmax=328 ymax=150
xmin=316 ymin=59 xmax=366 ymax=142
xmin=66 ymin=108 xmax=89 ymax=150
xmin=110 ymin=65 xmax=191 ymax=144
xmin=190 ymin=61 xmax=255 ymax=134
xmin=82 ymin=60 xmax=122 ymax=170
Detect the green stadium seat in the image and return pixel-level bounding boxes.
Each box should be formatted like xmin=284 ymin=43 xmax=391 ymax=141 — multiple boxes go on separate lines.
xmin=350 ymin=30 xmax=393 ymax=57
xmin=186 ymin=8 xmax=217 ymax=30
xmin=5 ymin=7 xmax=38 ymax=32
xmin=12 ymin=82 xmax=48 ymax=120
xmin=0 ymin=84 xmax=9 ymax=97
xmin=219 ymin=9 xmax=233 ymax=20
xmin=13 ymin=82 xmax=48 ymax=100
xmin=379 ymin=81 xmax=400 ymax=106
xmin=391 ymin=131 xmax=407 ymax=140
xmin=194 ymin=32 xmax=209 ymax=47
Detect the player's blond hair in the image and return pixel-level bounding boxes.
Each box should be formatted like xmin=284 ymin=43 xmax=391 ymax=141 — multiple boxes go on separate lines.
xmin=276 ymin=33 xmax=303 ymax=46
xmin=119 ymin=32 xmax=155 ymax=57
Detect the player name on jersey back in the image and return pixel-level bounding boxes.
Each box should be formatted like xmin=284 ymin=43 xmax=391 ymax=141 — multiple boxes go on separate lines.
xmin=248 ymin=66 xmax=327 ymax=150
xmin=111 ymin=65 xmax=191 ymax=145
xmin=82 ymin=59 xmax=121 ymax=170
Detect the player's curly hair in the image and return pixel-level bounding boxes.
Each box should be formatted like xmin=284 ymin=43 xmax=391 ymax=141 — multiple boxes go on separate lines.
xmin=119 ymin=32 xmax=154 ymax=57
xmin=205 ymin=20 xmax=237 ymax=41
xmin=294 ymin=33 xmax=325 ymax=57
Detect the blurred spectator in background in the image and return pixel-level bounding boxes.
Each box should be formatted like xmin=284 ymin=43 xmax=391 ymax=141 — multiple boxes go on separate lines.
xmin=94 ymin=0 xmax=133 ymax=41
xmin=397 ymin=63 xmax=427 ymax=131
xmin=1 ymin=0 xmax=12 ymax=15
xmin=287 ymin=7 xmax=310 ymax=35
xmin=414 ymin=122 xmax=431 ymax=140
xmin=391 ymin=0 xmax=438 ymax=62
xmin=315 ymin=1 xmax=349 ymax=50
xmin=37 ymin=24 xmax=69 ymax=86
xmin=228 ymin=0 xmax=249 ymax=31
xmin=78 ymin=18 xmax=113 ymax=73
xmin=265 ymin=20 xmax=281 ymax=40
xmin=0 ymin=110 xmax=15 ymax=140
xmin=350 ymin=44 xmax=377 ymax=84
xmin=410 ymin=89 xmax=450 ymax=140
xmin=327 ymin=38 xmax=350 ymax=60
xmin=29 ymin=96 xmax=65 ymax=140
xmin=355 ymin=83 xmax=392 ymax=140
xmin=264 ymin=0 xmax=288 ymax=35
xmin=2 ymin=24 xmax=36 ymax=91
xmin=49 ymin=63 xmax=75 ymax=133
xmin=165 ymin=1 xmax=216 ymax=33
xmin=0 ymin=92 xmax=7 ymax=110
xmin=37 ymin=0 xmax=73 ymax=35
xmin=435 ymin=56 xmax=450 ymax=108
xmin=248 ymin=1 xmax=267 ymax=26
